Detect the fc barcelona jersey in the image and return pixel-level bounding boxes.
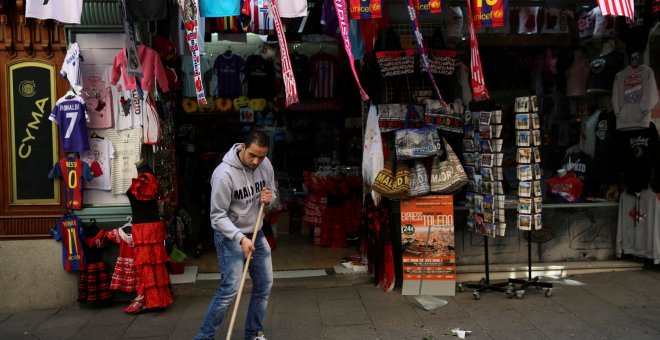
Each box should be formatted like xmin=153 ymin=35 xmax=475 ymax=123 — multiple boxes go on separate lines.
xmin=50 ymin=213 xmax=87 ymax=271
xmin=48 ymin=156 xmax=94 ymax=210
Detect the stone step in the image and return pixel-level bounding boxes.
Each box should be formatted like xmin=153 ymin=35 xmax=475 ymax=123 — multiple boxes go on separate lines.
xmin=169 ymin=260 xmax=643 ymax=297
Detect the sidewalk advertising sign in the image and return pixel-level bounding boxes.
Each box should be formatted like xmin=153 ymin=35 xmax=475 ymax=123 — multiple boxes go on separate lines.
xmin=400 ymin=195 xmax=456 ymax=296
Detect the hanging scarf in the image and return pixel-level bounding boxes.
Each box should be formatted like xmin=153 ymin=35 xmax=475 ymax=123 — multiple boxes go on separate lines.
xmin=119 ymin=0 xmax=143 ymax=78
xmin=271 ymin=1 xmax=299 ymax=107
xmin=403 ymin=0 xmax=445 ymax=105
xmin=335 ymin=0 xmax=370 ymax=102
xmin=466 ymin=0 xmax=490 ymax=101
xmin=177 ymin=0 xmax=207 ymax=106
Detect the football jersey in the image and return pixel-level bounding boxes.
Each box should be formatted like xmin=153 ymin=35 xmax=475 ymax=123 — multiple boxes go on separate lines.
xmin=206 ymin=16 xmax=244 ymax=35
xmin=26 ymin=0 xmax=83 ymax=24
xmin=200 ymin=0 xmax=240 ymax=17
xmin=245 ymin=54 xmax=275 ymax=99
xmin=320 ymin=0 xmax=340 ymax=38
xmin=81 ymin=132 xmax=115 ymax=191
xmin=182 ymin=54 xmax=213 ymax=98
xmin=276 ymin=0 xmax=308 ymax=18
xmin=48 ymin=156 xmax=94 ymax=210
xmin=309 ymin=53 xmax=337 ymax=98
xmin=214 ymin=52 xmax=245 ymax=98
xmin=61 ymin=42 xmax=83 ymax=94
xmin=242 ymin=0 xmax=275 ymax=35
xmin=50 ymin=213 xmax=87 ymax=271
xmin=82 ymin=75 xmax=112 ymax=129
xmin=49 ymin=95 xmax=90 ymax=153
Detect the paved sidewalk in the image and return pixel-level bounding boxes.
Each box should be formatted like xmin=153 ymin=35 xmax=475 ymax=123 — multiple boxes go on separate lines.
xmin=2 ymin=269 xmax=660 ymax=339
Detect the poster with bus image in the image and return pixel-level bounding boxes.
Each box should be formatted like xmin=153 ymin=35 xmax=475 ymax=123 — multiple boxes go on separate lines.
xmin=400 ymin=195 xmax=455 ymax=296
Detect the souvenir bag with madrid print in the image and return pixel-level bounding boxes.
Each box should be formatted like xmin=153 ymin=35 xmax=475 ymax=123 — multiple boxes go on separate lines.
xmin=176 ymin=0 xmax=207 ymax=107
xmin=349 ymin=0 xmax=383 ymax=19
xmin=466 ymin=0 xmax=491 ymax=101
xmin=270 ymin=0 xmax=299 ymax=107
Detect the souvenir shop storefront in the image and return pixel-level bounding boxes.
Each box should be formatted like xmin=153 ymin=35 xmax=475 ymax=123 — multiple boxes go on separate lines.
xmin=1 ymin=0 xmax=660 ymax=310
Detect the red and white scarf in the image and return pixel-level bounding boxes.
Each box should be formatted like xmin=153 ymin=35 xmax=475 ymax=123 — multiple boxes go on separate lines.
xmin=466 ymin=0 xmax=490 ymax=101
xmin=334 ymin=0 xmax=369 ymax=102
xmin=271 ymin=1 xmax=299 ymax=107
xmin=177 ymin=0 xmax=207 ymax=106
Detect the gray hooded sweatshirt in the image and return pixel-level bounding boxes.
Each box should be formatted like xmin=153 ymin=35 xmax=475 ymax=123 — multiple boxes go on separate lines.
xmin=210 ymin=143 xmax=275 ymax=243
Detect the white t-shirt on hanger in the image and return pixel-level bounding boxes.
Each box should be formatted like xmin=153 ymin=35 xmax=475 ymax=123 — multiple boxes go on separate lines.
xmin=81 ymin=132 xmax=115 ymax=191
xmin=275 ymin=0 xmax=307 ymax=18
xmin=26 ymin=0 xmax=83 ymax=24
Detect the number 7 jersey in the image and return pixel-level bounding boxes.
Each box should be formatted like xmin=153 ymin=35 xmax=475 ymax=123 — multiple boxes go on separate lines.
xmin=49 ymin=94 xmax=90 ymax=152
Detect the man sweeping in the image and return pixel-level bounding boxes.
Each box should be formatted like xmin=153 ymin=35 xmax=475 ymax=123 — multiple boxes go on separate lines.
xmin=195 ymin=130 xmax=275 ymax=340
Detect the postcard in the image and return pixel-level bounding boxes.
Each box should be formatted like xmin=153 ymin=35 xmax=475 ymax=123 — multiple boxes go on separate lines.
xmin=517 ymin=148 xmax=532 ymax=164
xmin=518 ymin=197 xmax=532 ymax=214
xmin=519 ymin=181 xmax=532 ymax=197
xmin=517 ymin=164 xmax=533 ymax=181
xmin=518 ymin=214 xmax=532 ymax=230
xmin=515 ymin=114 xmax=530 ymax=130
xmin=481 ymin=167 xmax=494 ymax=181
xmin=533 ymin=214 xmax=543 ymax=229
xmin=532 ymin=130 xmax=542 ymax=146
xmin=516 ymin=131 xmax=530 ymax=146
xmin=531 ymin=113 xmax=540 ymax=129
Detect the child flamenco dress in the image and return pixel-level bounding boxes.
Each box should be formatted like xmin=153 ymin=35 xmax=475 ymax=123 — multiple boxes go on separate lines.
xmin=123 ymin=172 xmax=173 ymax=313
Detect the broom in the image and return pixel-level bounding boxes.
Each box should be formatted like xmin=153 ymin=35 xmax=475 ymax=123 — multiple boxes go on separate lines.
xmin=226 ymin=203 xmax=265 ymax=340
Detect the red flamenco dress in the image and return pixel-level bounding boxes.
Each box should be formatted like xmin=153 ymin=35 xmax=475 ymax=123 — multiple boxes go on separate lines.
xmin=126 ymin=172 xmax=173 ymax=312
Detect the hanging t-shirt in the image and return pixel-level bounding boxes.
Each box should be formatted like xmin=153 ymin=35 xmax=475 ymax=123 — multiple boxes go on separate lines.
xmin=565 ymin=51 xmax=590 ymax=97
xmin=587 ymin=51 xmax=623 ymax=94
xmin=309 ymin=53 xmax=337 ymax=98
xmin=81 ymin=75 xmax=112 ymax=129
xmin=296 ymin=0 xmax=324 ymax=34
xmin=214 ymin=52 xmax=245 ymax=98
xmin=50 ymin=213 xmax=87 ymax=271
xmin=199 ymin=0 xmax=240 ymax=17
xmin=562 ymin=151 xmax=593 ymax=195
xmin=546 ymin=171 xmax=583 ymax=202
xmin=125 ymin=0 xmax=168 ymax=21
xmin=590 ymin=6 xmax=615 ymax=38
xmin=242 ymin=0 xmax=275 ymax=35
xmin=245 ymin=54 xmax=275 ymax=99
xmin=576 ymin=6 xmax=595 ymax=39
xmin=81 ymin=132 xmax=115 ymax=191
xmin=182 ymin=54 xmax=213 ymax=98
xmin=61 ymin=42 xmax=83 ymax=94
xmin=349 ymin=19 xmax=365 ymax=61
xmin=616 ymin=188 xmax=660 ymax=264
xmin=103 ymin=68 xmax=145 ymax=131
xmin=541 ymin=8 xmax=569 ymax=34
xmin=105 ymin=127 xmax=143 ymax=195
xmin=320 ymin=0 xmax=340 ymax=37
xmin=276 ymin=0 xmax=308 ymax=18
xmin=612 ymin=65 xmax=659 ymax=130
xmin=206 ymin=16 xmax=244 ymax=35
xmin=26 ymin=0 xmax=83 ymax=24
xmin=615 ymin=122 xmax=660 ymax=194
xmin=49 ymin=95 xmax=90 ymax=153
xmin=291 ymin=52 xmax=310 ymax=98
xmin=48 ymin=156 xmax=94 ymax=210
xmin=593 ymin=110 xmax=617 ymax=192
xmin=518 ymin=7 xmax=539 ymax=34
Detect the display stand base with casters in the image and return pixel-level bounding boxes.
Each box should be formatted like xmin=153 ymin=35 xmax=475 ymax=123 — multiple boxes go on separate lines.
xmin=458 ymin=235 xmax=509 ymax=300
xmin=507 ymin=230 xmax=553 ymax=299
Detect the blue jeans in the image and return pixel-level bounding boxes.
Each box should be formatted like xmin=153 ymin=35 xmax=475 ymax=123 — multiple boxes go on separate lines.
xmin=195 ymin=230 xmax=273 ymax=340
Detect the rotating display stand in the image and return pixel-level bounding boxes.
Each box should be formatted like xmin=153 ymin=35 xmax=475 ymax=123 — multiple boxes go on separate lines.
xmin=509 ymin=95 xmax=553 ymax=299
xmin=459 ymin=109 xmax=508 ymax=299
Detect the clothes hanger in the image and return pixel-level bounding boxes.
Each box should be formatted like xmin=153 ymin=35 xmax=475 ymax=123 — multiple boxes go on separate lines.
xmin=224 ymin=45 xmax=233 ymax=57
xmin=121 ymin=216 xmax=132 ymax=234
xmin=90 ymin=131 xmax=104 ymax=139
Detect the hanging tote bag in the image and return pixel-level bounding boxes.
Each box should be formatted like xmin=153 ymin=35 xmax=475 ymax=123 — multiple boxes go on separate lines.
xmin=408 ymin=160 xmax=430 ymax=197
xmin=394 ymin=103 xmax=442 ymax=160
xmin=430 ymin=138 xmax=468 ymax=194
xmin=372 ymin=152 xmax=399 ymax=198
xmin=394 ymin=161 xmax=411 ymax=199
